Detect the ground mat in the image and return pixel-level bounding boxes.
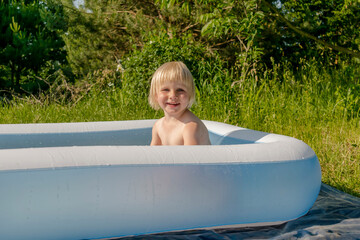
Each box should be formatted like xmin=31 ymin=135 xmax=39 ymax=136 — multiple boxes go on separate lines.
xmin=113 ymin=184 xmax=360 ymax=240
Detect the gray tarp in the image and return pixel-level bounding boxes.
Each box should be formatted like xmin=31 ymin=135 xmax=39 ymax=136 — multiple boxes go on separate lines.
xmin=115 ymin=184 xmax=360 ymax=240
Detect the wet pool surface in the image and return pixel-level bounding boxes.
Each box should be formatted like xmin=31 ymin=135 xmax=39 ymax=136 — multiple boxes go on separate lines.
xmin=107 ymin=184 xmax=360 ymax=240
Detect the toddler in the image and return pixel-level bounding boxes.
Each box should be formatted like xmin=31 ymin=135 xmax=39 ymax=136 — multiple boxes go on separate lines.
xmin=149 ymin=61 xmax=211 ymax=145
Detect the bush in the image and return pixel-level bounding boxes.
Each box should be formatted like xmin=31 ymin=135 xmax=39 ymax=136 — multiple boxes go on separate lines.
xmin=121 ymin=33 xmax=230 ymax=99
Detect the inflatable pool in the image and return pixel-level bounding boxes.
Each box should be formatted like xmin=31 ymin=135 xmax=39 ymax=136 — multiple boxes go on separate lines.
xmin=0 ymin=120 xmax=321 ymax=240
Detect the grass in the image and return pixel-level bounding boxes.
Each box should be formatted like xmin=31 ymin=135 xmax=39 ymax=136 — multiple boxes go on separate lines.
xmin=0 ymin=62 xmax=359 ymax=197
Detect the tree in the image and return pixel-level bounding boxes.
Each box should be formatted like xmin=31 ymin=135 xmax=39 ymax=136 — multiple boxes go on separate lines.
xmin=60 ymin=0 xmax=161 ymax=77
xmin=60 ymin=0 xmax=267 ymax=82
xmin=261 ymin=0 xmax=360 ymax=66
xmin=0 ymin=0 xmax=67 ymax=91
xmin=59 ymin=0 xmax=360 ymax=85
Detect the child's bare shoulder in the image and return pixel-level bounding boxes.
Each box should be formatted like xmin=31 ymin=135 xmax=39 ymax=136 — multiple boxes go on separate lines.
xmin=183 ymin=118 xmax=207 ymax=134
xmin=182 ymin=113 xmax=210 ymax=145
xmin=153 ymin=117 xmax=165 ymax=128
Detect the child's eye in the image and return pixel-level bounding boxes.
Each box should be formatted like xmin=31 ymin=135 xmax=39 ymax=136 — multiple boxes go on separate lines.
xmin=177 ymin=88 xmax=185 ymax=92
xmin=161 ymin=88 xmax=169 ymax=92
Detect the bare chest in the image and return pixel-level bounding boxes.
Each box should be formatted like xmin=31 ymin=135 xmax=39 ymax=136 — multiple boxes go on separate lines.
xmin=158 ymin=125 xmax=184 ymax=145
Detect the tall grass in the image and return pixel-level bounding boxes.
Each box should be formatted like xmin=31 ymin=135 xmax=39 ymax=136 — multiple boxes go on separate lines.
xmin=0 ymin=62 xmax=359 ymax=197
xmin=194 ymin=62 xmax=360 ymax=197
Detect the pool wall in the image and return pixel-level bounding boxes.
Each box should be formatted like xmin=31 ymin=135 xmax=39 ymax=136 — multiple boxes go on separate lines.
xmin=0 ymin=120 xmax=322 ymax=240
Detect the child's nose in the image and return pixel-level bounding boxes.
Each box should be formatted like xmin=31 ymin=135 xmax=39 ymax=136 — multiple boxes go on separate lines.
xmin=169 ymin=90 xmax=177 ymax=98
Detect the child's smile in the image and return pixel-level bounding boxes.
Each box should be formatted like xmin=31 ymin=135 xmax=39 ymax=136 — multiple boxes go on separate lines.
xmin=166 ymin=102 xmax=180 ymax=107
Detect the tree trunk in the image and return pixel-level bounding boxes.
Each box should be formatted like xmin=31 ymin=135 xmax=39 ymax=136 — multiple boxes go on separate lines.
xmin=9 ymin=62 xmax=15 ymax=88
xmin=15 ymin=67 xmax=21 ymax=91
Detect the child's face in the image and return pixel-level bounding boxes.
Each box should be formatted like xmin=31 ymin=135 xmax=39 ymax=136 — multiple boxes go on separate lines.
xmin=156 ymin=81 xmax=190 ymax=117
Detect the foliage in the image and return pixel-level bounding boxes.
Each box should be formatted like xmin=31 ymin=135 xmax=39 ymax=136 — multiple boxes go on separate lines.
xmin=196 ymin=0 xmax=265 ymax=83
xmin=0 ymin=0 xmax=67 ymax=91
xmin=60 ymin=0 xmax=161 ymax=77
xmin=59 ymin=0 xmax=360 ymax=85
xmin=121 ymin=33 xmax=229 ymax=99
xmin=60 ymin=0 xmax=267 ymax=82
xmin=262 ymin=0 xmax=360 ymax=66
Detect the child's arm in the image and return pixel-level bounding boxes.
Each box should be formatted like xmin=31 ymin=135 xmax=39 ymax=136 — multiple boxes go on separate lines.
xmin=150 ymin=121 xmax=162 ymax=146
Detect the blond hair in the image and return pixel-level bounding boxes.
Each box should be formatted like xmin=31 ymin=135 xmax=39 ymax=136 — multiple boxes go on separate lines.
xmin=149 ymin=61 xmax=196 ymax=110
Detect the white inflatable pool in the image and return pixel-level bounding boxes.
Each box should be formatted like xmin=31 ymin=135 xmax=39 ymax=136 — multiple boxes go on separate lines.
xmin=0 ymin=120 xmax=321 ymax=240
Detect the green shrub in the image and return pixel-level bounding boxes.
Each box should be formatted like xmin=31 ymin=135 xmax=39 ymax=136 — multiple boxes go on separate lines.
xmin=121 ymin=33 xmax=230 ymax=99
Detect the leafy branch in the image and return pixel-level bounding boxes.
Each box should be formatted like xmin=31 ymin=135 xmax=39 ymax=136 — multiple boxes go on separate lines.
xmin=263 ymin=1 xmax=360 ymax=59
